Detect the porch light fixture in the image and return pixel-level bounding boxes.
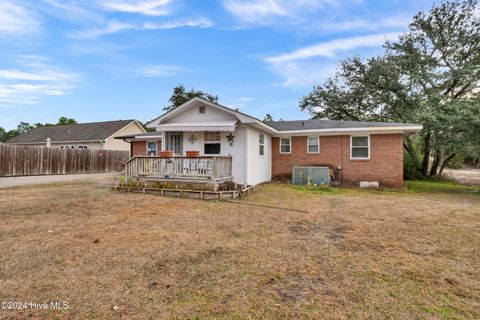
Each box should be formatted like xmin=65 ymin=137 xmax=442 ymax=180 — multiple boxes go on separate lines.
xmin=187 ymin=134 xmax=197 ymax=144
xmin=226 ymin=133 xmax=235 ymax=146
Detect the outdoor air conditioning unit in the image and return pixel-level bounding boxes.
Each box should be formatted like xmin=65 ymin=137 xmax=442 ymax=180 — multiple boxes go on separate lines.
xmin=292 ymin=166 xmax=331 ymax=186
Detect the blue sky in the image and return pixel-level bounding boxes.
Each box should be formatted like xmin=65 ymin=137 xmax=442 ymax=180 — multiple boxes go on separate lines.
xmin=0 ymin=0 xmax=435 ymax=130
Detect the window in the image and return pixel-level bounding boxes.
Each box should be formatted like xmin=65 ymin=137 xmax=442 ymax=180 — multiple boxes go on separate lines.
xmin=204 ymin=131 xmax=221 ymax=155
xmin=147 ymin=141 xmax=157 ymax=156
xmin=307 ymin=136 xmax=319 ymax=153
xmin=351 ymin=136 xmax=370 ymax=159
xmin=78 ymin=145 xmax=88 ymax=149
xmin=166 ymin=132 xmax=183 ymax=155
xmin=280 ymin=137 xmax=291 ymax=154
xmin=61 ymin=145 xmax=74 ymax=149
xmin=259 ymin=134 xmax=265 ymax=156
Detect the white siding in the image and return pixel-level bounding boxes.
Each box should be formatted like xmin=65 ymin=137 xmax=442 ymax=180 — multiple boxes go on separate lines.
xmin=181 ymin=127 xmax=248 ymax=184
xmin=165 ymin=104 xmax=237 ymax=123
xmin=245 ymin=126 xmax=271 ymax=185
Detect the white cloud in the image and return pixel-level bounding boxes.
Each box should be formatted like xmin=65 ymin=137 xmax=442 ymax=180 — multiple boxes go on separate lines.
xmin=0 ymin=59 xmax=81 ymax=107
xmin=265 ymin=33 xmax=400 ymax=88
xmin=72 ymin=20 xmax=135 ymax=38
xmin=308 ymin=16 xmax=411 ymax=33
xmin=0 ymin=1 xmax=41 ymax=36
xmin=266 ymin=32 xmax=400 ymax=64
xmin=223 ymin=0 xmax=334 ymax=25
xmin=142 ymin=17 xmax=213 ymax=29
xmin=72 ymin=17 xmax=213 ymax=38
xmin=98 ymin=0 xmax=174 ymax=16
xmin=139 ymin=65 xmax=187 ymax=77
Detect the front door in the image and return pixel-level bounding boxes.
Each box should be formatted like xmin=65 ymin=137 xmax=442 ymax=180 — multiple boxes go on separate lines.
xmin=166 ymin=132 xmax=183 ymax=155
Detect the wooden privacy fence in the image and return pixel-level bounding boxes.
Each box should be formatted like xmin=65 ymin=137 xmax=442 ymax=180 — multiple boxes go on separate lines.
xmin=0 ymin=144 xmax=129 ymax=177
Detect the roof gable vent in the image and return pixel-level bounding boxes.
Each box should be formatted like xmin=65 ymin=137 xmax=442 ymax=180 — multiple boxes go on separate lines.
xmin=199 ymin=106 xmax=206 ymax=114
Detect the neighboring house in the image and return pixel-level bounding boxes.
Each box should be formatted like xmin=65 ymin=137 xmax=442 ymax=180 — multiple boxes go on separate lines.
xmin=6 ymin=120 xmax=146 ymax=152
xmin=120 ymin=98 xmax=422 ymax=188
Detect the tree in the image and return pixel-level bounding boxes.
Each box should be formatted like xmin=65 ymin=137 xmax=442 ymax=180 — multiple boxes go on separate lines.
xmin=0 ymin=117 xmax=78 ymax=142
xmin=164 ymin=84 xmax=219 ymax=111
xmin=263 ymin=114 xmax=273 ymax=123
xmin=299 ymin=0 xmax=480 ymax=177
xmin=57 ymin=117 xmax=77 ymax=125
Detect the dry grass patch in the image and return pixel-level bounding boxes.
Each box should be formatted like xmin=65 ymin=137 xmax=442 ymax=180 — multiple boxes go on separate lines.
xmin=0 ymin=182 xmax=479 ymax=319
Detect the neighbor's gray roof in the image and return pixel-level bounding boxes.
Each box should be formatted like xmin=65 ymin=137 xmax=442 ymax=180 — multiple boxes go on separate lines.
xmin=7 ymin=120 xmax=137 ymax=143
xmin=265 ymin=119 xmax=416 ymax=131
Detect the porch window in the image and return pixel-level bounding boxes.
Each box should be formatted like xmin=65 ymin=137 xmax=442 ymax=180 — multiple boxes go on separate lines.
xmin=259 ymin=133 xmax=265 ymax=156
xmin=147 ymin=141 xmax=157 ymax=156
xmin=280 ymin=137 xmax=291 ymax=154
xmin=166 ymin=132 xmax=183 ymax=155
xmin=307 ymin=137 xmax=319 ymax=153
xmin=351 ymin=136 xmax=370 ymax=159
xmin=204 ymin=131 xmax=221 ymax=155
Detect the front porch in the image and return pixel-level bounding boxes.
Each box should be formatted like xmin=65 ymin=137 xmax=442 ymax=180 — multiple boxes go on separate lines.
xmin=123 ymin=156 xmax=233 ymax=188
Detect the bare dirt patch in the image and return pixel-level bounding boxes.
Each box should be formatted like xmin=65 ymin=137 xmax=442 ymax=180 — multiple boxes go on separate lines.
xmin=0 ymin=182 xmax=479 ymax=319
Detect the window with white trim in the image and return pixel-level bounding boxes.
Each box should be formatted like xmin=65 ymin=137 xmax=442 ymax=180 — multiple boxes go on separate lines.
xmin=61 ymin=145 xmax=74 ymax=149
xmin=351 ymin=136 xmax=370 ymax=159
xmin=147 ymin=141 xmax=157 ymax=156
xmin=204 ymin=131 xmax=221 ymax=155
xmin=259 ymin=133 xmax=265 ymax=156
xmin=307 ymin=136 xmax=319 ymax=153
xmin=280 ymin=137 xmax=291 ymax=154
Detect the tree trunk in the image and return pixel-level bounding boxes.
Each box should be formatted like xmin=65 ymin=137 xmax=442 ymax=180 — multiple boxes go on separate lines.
xmin=438 ymin=153 xmax=456 ymax=176
xmin=429 ymin=151 xmax=440 ymax=177
xmin=421 ymin=131 xmax=431 ymax=176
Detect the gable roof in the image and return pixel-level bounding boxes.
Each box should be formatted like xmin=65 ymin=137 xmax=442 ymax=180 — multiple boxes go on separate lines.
xmin=266 ymin=119 xmax=421 ymax=132
xmin=144 ymin=97 xmax=422 ymax=135
xmin=7 ymin=120 xmax=142 ymax=144
xmin=145 ymin=97 xmax=277 ymax=134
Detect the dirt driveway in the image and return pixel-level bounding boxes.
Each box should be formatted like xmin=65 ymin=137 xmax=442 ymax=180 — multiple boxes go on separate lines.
xmin=444 ymin=168 xmax=480 ymax=185
xmin=0 ymin=173 xmax=119 ymax=189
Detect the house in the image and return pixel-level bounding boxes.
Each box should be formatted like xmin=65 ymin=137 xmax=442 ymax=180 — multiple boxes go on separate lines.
xmin=6 ymin=120 xmax=146 ymax=152
xmin=120 ymin=98 xmax=422 ymax=188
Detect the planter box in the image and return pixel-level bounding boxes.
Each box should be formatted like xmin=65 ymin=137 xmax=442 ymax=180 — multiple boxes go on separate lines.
xmin=159 ymin=151 xmax=173 ymax=157
xmin=186 ymin=151 xmax=200 ymax=157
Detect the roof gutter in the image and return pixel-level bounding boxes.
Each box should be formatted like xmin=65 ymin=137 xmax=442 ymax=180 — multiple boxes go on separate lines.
xmin=272 ymin=125 xmax=423 ymax=136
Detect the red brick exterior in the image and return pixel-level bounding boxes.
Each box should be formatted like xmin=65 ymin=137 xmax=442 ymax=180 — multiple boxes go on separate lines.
xmin=271 ymin=134 xmax=404 ymax=188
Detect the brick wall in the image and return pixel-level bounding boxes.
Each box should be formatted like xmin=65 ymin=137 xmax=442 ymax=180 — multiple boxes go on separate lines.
xmin=271 ymin=134 xmax=404 ymax=188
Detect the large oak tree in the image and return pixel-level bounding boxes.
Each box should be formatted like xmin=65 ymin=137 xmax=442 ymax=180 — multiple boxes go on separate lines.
xmin=300 ymin=0 xmax=480 ymax=177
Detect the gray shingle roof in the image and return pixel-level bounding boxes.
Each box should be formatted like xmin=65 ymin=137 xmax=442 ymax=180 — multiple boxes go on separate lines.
xmin=7 ymin=120 xmax=136 ymax=143
xmin=265 ymin=119 xmax=417 ymax=131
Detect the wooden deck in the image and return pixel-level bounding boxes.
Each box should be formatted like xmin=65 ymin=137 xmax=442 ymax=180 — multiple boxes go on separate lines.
xmin=123 ymin=156 xmax=232 ymax=183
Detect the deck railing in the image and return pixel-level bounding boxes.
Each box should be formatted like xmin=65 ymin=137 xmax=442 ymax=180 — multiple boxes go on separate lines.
xmin=124 ymin=156 xmax=232 ymax=181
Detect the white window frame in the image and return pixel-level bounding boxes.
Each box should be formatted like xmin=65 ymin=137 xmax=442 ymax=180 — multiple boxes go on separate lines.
xmin=147 ymin=141 xmax=157 ymax=156
xmin=204 ymin=131 xmax=221 ymax=155
xmin=279 ymin=137 xmax=291 ymax=154
xmin=350 ymin=135 xmax=370 ymax=160
xmin=307 ymin=136 xmax=320 ymax=154
xmin=259 ymin=133 xmax=265 ymax=156
xmin=61 ymin=145 xmax=74 ymax=149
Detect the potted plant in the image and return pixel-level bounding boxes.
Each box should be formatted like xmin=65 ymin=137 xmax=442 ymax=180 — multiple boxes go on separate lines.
xmin=186 ymin=150 xmax=200 ymax=157
xmin=159 ymin=150 xmax=173 ymax=157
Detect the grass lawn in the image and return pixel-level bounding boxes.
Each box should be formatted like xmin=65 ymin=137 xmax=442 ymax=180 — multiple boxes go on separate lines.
xmin=0 ymin=181 xmax=479 ymax=319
